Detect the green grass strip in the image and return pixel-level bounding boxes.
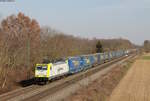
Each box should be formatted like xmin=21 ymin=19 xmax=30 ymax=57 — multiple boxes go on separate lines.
xmin=142 ymin=56 xmax=150 ymax=60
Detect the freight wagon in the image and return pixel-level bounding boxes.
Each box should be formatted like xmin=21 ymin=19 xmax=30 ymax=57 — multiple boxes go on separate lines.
xmin=80 ymin=55 xmax=91 ymax=69
xmin=68 ymin=56 xmax=84 ymax=74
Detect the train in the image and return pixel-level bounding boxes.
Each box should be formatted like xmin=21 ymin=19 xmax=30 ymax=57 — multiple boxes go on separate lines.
xmin=34 ymin=50 xmax=131 ymax=84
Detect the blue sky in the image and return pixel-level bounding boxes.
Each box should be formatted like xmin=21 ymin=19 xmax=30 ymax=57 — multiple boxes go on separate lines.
xmin=0 ymin=0 xmax=150 ymax=45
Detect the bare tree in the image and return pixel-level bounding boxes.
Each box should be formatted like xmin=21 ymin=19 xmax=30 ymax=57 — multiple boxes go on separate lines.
xmin=0 ymin=12 xmax=41 ymax=88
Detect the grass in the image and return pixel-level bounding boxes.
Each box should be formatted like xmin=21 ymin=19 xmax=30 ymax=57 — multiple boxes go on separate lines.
xmin=142 ymin=56 xmax=150 ymax=60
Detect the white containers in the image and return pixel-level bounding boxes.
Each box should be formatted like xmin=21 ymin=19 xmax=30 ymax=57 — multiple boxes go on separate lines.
xmin=50 ymin=61 xmax=69 ymax=79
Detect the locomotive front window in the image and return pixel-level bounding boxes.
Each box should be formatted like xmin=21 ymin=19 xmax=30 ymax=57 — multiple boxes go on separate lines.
xmin=36 ymin=66 xmax=47 ymax=70
xmin=42 ymin=66 xmax=47 ymax=70
xmin=37 ymin=66 xmax=42 ymax=70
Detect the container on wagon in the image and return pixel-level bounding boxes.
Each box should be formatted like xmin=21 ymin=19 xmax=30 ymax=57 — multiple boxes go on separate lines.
xmin=99 ymin=53 xmax=105 ymax=62
xmin=80 ymin=55 xmax=91 ymax=69
xmin=93 ymin=53 xmax=99 ymax=65
xmin=68 ymin=56 xmax=84 ymax=74
xmin=88 ymin=55 xmax=95 ymax=66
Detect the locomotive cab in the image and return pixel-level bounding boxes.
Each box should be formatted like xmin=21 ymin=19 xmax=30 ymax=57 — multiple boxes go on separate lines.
xmin=35 ymin=64 xmax=51 ymax=83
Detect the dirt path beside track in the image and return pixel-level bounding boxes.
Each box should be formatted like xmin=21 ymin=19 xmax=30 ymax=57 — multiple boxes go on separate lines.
xmin=110 ymin=54 xmax=150 ymax=101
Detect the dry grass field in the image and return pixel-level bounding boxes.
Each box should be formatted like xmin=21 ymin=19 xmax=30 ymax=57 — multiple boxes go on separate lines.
xmin=109 ymin=53 xmax=150 ymax=101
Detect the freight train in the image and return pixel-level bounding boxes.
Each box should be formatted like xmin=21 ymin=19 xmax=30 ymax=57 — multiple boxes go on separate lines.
xmin=34 ymin=50 xmax=131 ymax=84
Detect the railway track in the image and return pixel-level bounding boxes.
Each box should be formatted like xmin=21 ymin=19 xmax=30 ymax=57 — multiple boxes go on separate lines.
xmin=0 ymin=85 xmax=39 ymax=101
xmin=0 ymin=54 xmax=136 ymax=101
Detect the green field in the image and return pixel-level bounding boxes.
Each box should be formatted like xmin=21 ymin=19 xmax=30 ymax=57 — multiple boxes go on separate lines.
xmin=142 ymin=56 xmax=150 ymax=60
